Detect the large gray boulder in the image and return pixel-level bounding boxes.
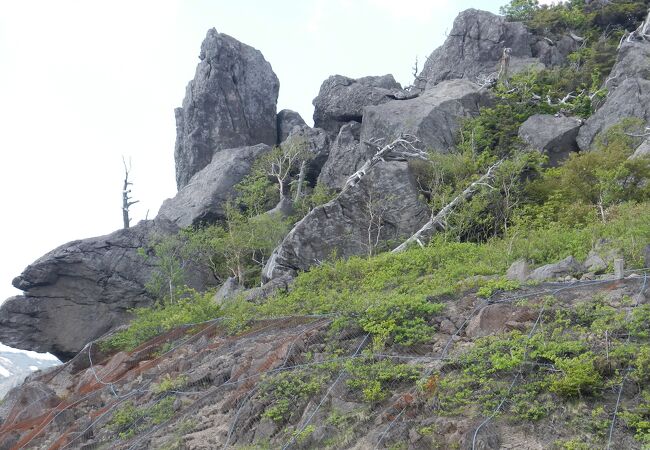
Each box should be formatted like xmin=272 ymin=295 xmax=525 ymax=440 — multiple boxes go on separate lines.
xmin=317 ymin=122 xmax=366 ymax=190
xmin=360 ymin=79 xmax=492 ymax=153
xmin=0 ymin=219 xmax=209 ymax=360
xmin=577 ymin=40 xmax=650 ymax=150
xmin=528 ymin=256 xmax=585 ymax=282
xmin=312 ymin=74 xmax=402 ymax=134
xmin=631 ymin=138 xmax=650 ymax=159
xmin=282 ymin=125 xmax=331 ymax=186
xmin=158 ymin=144 xmax=272 ymax=227
xmin=277 ymin=109 xmax=307 ymax=144
xmin=174 ymin=28 xmax=280 ymax=189
xmin=263 ymin=161 xmax=429 ymax=279
xmin=518 ymin=114 xmax=581 ymax=166
xmin=533 ymin=35 xmax=578 ymax=67
xmin=417 ymin=9 xmax=534 ymax=89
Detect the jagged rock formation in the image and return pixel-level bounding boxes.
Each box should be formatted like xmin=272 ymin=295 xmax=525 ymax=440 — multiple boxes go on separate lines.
xmin=361 ymin=79 xmax=492 ymax=153
xmin=158 ymin=144 xmax=272 ymax=227
xmin=0 ymin=220 xmax=185 ymax=360
xmin=317 ymin=122 xmax=365 ymax=190
xmin=518 ymin=114 xmax=581 ymax=166
xmin=276 ymin=109 xmax=306 ymax=143
xmin=417 ymin=9 xmax=535 ymax=88
xmin=282 ymin=125 xmax=330 ymax=186
xmin=577 ymin=40 xmax=650 ymax=150
xmin=632 ymin=138 xmax=650 ymax=159
xmin=263 ymin=161 xmax=429 ymax=279
xmin=174 ymin=28 xmax=280 ymax=189
xmin=312 ymin=74 xmax=402 ymax=134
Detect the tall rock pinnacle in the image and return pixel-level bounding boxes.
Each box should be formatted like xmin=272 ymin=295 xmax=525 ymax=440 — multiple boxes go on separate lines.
xmin=174 ymin=28 xmax=280 ymax=189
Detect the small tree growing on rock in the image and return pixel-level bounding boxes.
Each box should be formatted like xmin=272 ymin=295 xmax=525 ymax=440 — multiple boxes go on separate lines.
xmin=260 ymin=136 xmax=312 ymax=208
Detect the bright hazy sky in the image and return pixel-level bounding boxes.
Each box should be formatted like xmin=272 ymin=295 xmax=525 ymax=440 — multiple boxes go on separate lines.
xmin=0 ymin=0 xmax=551 ymax=304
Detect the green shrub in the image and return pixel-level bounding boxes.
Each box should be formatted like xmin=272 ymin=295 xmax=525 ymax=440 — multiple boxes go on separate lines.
xmin=101 ymin=289 xmax=220 ymax=351
xmin=344 ymin=358 xmax=420 ymax=403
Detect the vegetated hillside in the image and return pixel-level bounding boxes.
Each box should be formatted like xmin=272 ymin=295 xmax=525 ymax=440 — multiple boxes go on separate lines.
xmin=1 ymin=0 xmax=650 ymax=448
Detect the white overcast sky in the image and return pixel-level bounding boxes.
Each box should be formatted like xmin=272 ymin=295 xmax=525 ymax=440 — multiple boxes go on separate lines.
xmin=0 ymin=0 xmax=565 ymax=303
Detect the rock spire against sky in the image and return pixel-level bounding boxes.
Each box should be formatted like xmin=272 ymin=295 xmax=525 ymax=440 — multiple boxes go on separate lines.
xmin=0 ymin=0 xmax=522 ymax=301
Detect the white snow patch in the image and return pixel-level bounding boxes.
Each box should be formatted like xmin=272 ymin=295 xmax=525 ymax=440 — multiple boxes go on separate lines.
xmin=0 ymin=366 xmax=11 ymax=377
xmin=29 ymin=366 xmax=38 ymax=371
xmin=0 ymin=343 xmax=59 ymax=361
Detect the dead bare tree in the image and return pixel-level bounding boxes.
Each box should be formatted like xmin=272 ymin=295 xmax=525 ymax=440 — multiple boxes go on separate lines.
xmin=122 ymin=156 xmax=139 ymax=229
xmin=342 ymin=135 xmax=428 ymax=193
xmin=392 ymin=160 xmax=503 ymax=253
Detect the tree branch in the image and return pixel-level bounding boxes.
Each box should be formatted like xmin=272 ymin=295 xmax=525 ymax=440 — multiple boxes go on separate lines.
xmin=392 ymin=160 xmax=504 ymax=253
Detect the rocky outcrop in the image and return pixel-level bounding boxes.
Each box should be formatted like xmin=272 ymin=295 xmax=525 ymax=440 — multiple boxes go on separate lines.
xmin=360 ymin=79 xmax=492 ymax=153
xmin=528 ymin=256 xmax=585 ymax=282
xmin=158 ymin=144 xmax=272 ymax=227
xmin=632 ymin=138 xmax=650 ymax=159
xmin=518 ymin=114 xmax=581 ymax=166
xmin=317 ymin=122 xmax=366 ymax=190
xmin=577 ymin=40 xmax=650 ymax=150
xmin=0 ymin=219 xmax=211 ymax=360
xmin=276 ymin=109 xmax=307 ymax=143
xmin=417 ymin=9 xmax=534 ymax=89
xmin=312 ymin=74 xmax=402 ymax=134
xmin=465 ymin=303 xmax=535 ymax=338
xmin=282 ymin=125 xmax=330 ymax=186
xmin=533 ymin=34 xmax=578 ymax=67
xmin=174 ymin=28 xmax=280 ymax=189
xmin=263 ymin=161 xmax=429 ymax=279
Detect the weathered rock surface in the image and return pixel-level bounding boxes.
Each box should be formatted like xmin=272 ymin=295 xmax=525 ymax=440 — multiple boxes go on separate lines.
xmin=263 ymin=161 xmax=429 ymax=279
xmin=465 ymin=303 xmax=535 ymax=338
xmin=158 ymin=144 xmax=272 ymax=227
xmin=577 ymin=40 xmax=650 ymax=150
xmin=360 ymin=79 xmax=492 ymax=153
xmin=0 ymin=219 xmax=210 ymax=360
xmin=528 ymin=256 xmax=585 ymax=282
xmin=417 ymin=9 xmax=534 ymax=89
xmin=632 ymin=138 xmax=650 ymax=159
xmin=317 ymin=122 xmax=366 ymax=190
xmin=312 ymin=74 xmax=402 ymax=134
xmin=276 ymin=109 xmax=307 ymax=143
xmin=532 ymin=34 xmax=578 ymax=68
xmin=174 ymin=28 xmax=279 ymax=189
xmin=506 ymin=259 xmax=531 ymax=283
xmin=518 ymin=114 xmax=581 ymax=166
xmin=283 ymin=125 xmax=330 ymax=186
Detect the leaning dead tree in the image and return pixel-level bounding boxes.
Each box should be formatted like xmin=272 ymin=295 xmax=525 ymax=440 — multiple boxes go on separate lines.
xmin=342 ymin=135 xmax=428 ymax=193
xmin=392 ymin=159 xmax=503 ymax=253
xmin=122 ymin=156 xmax=139 ymax=229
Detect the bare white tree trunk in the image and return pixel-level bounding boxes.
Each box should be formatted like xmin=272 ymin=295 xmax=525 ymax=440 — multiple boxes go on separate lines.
xmin=122 ymin=156 xmax=139 ymax=229
xmin=342 ymin=135 xmax=428 ymax=193
xmin=392 ymin=160 xmax=503 ymax=253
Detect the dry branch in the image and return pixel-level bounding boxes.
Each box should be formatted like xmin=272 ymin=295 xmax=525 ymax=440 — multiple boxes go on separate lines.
xmin=342 ymin=135 xmax=428 ymax=193
xmin=392 ymin=160 xmax=503 ymax=253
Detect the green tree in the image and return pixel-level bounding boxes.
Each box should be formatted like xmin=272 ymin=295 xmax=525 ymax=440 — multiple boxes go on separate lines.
xmin=499 ymin=0 xmax=539 ymax=21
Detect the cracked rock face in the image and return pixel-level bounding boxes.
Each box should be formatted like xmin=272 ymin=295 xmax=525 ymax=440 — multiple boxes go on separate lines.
xmin=263 ymin=161 xmax=429 ymax=280
xmin=174 ymin=28 xmax=280 ymax=189
xmin=577 ymin=40 xmax=650 ymax=150
xmin=312 ymin=74 xmax=402 ymax=135
xmin=317 ymin=122 xmax=367 ymax=190
xmin=417 ymin=9 xmax=534 ymax=89
xmin=518 ymin=114 xmax=581 ymax=166
xmin=158 ymin=144 xmax=272 ymax=228
xmin=0 ymin=219 xmax=209 ymax=360
xmin=276 ymin=109 xmax=307 ymax=144
xmin=360 ymin=79 xmax=492 ymax=154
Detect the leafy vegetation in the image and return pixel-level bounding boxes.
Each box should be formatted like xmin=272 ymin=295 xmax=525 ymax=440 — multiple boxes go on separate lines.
xmin=108 ymin=396 xmax=176 ymax=439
